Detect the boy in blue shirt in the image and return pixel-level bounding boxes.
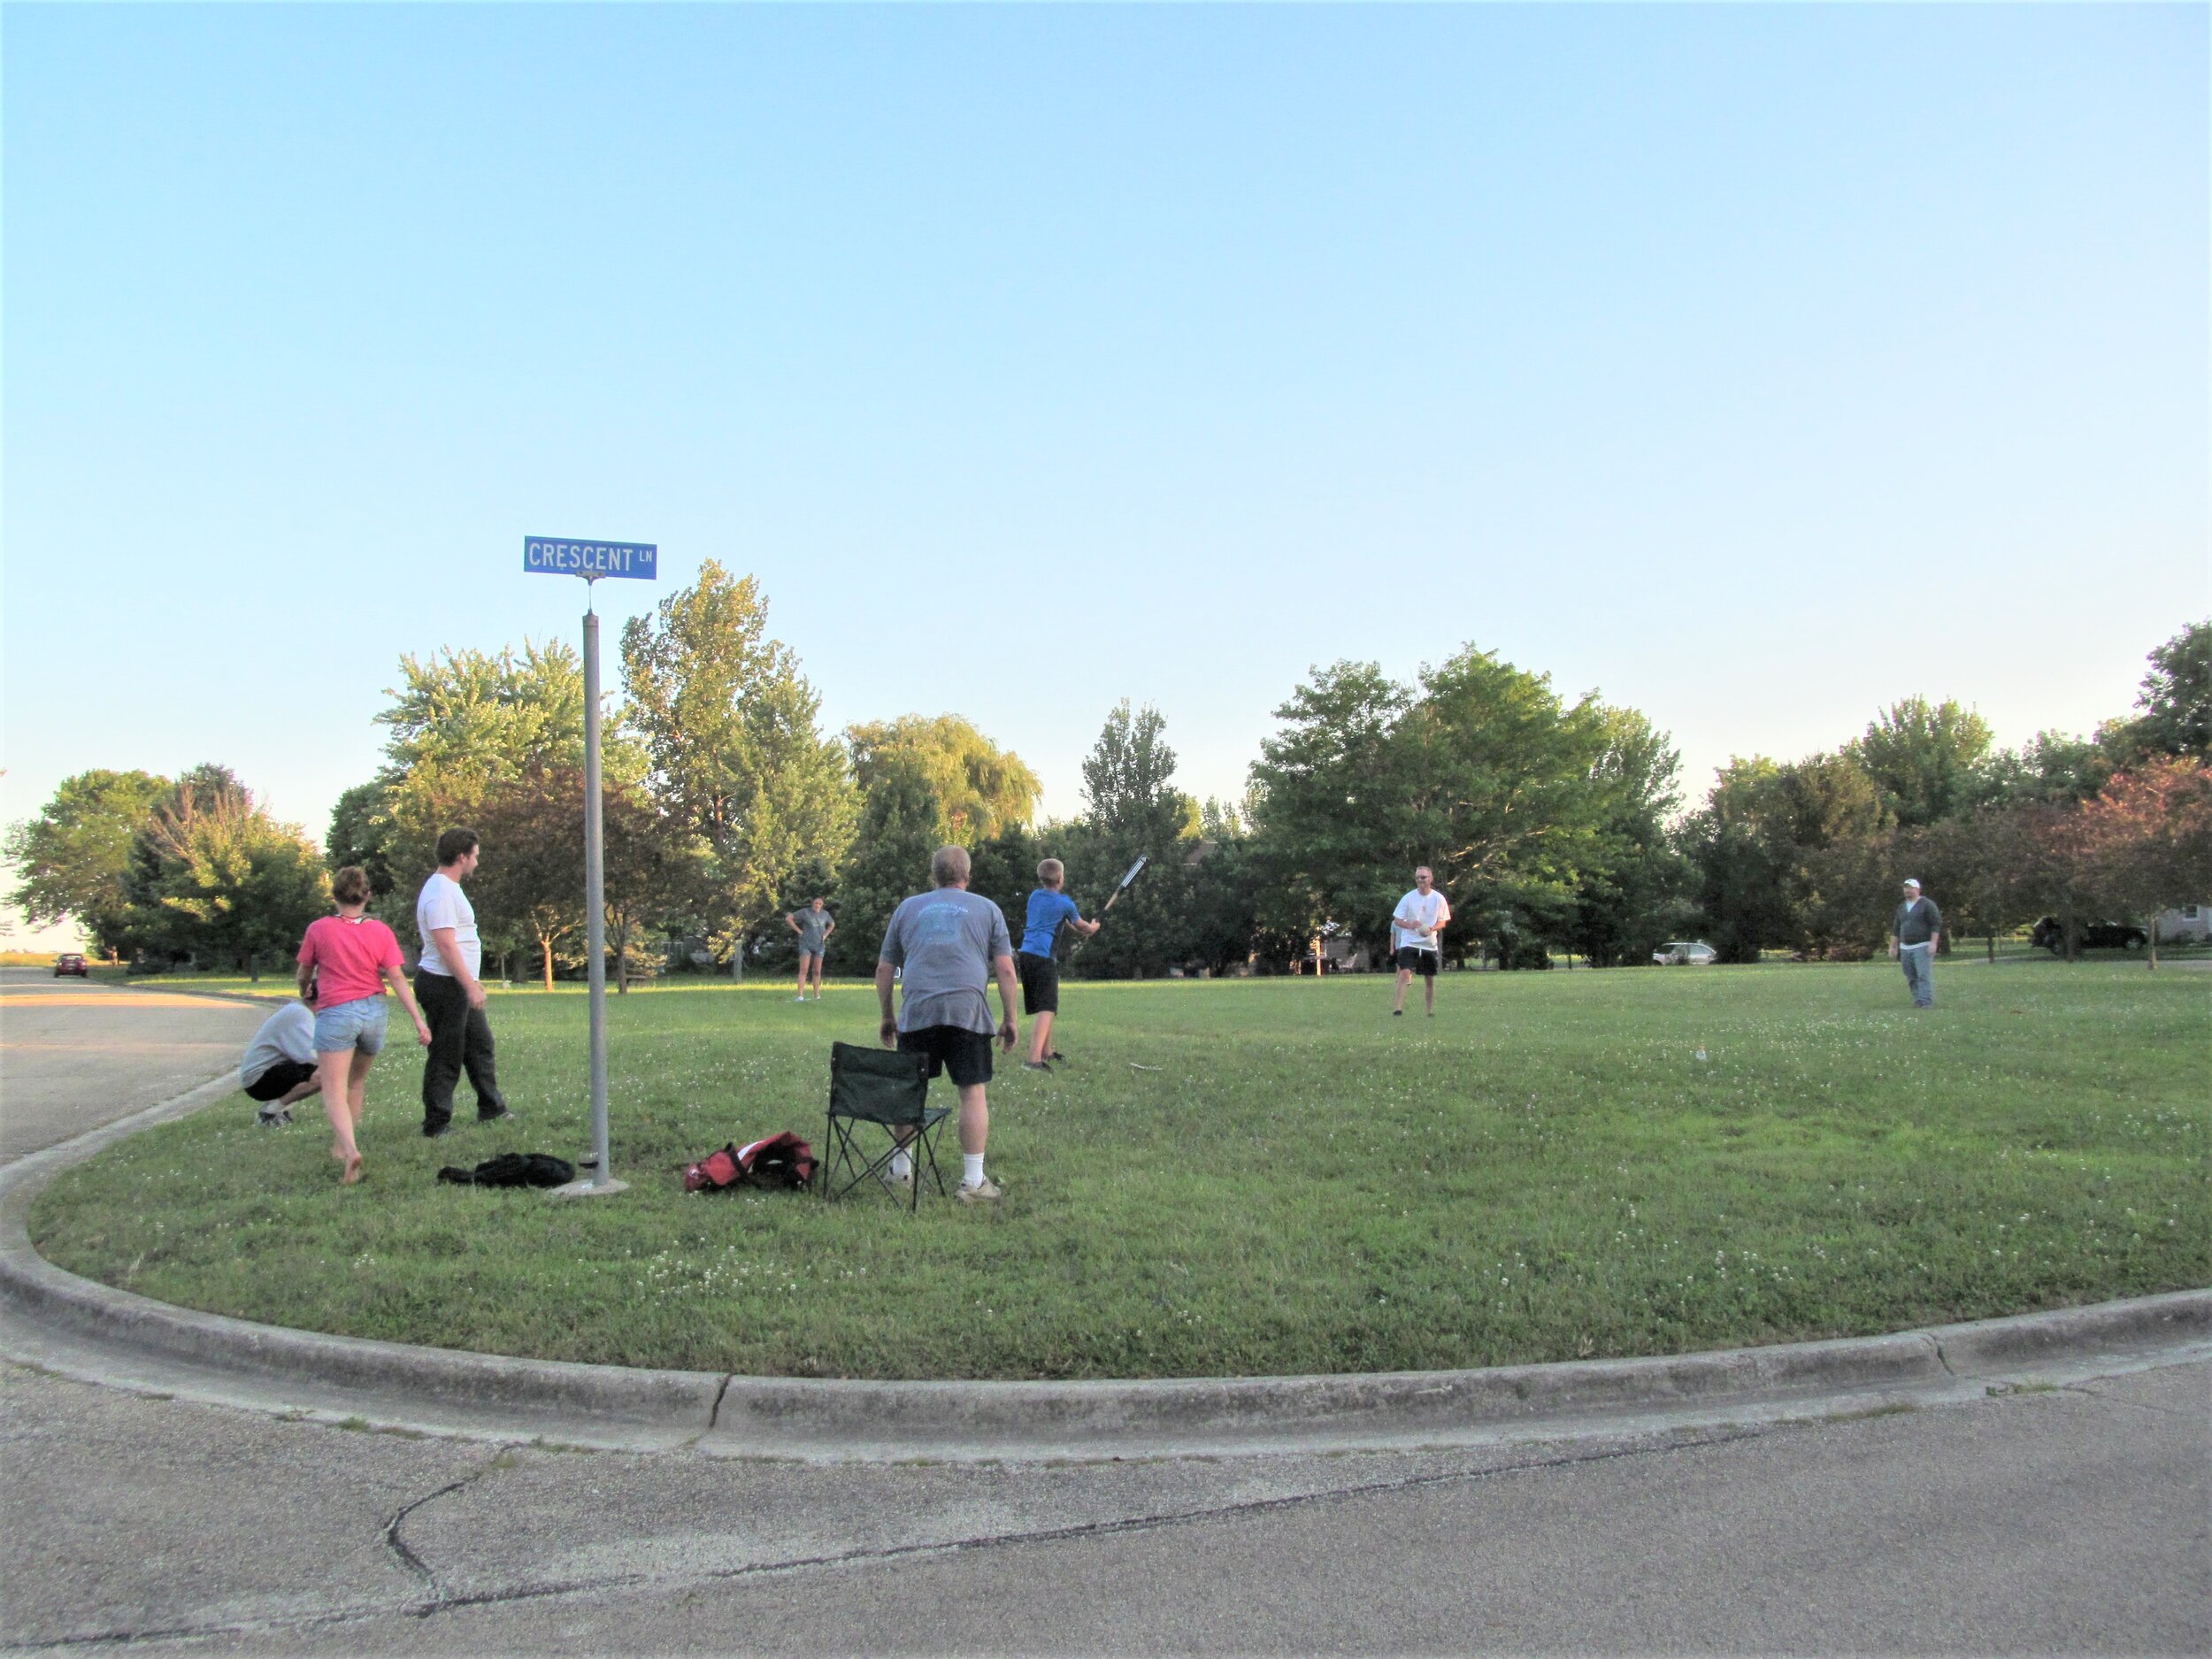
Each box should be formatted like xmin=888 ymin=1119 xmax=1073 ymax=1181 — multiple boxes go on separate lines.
xmin=1018 ymin=858 xmax=1102 ymax=1071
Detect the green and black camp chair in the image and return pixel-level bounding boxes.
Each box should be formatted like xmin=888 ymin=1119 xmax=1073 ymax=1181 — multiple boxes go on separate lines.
xmin=821 ymin=1041 xmax=948 ymax=1210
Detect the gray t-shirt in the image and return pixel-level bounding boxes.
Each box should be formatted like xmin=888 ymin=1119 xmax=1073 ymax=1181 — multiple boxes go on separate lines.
xmin=792 ymin=908 xmax=832 ymax=955
xmin=879 ymin=887 xmax=1013 ymax=1035
xmin=242 ymin=1002 xmax=316 ymax=1087
xmin=1893 ymin=897 xmax=1943 ymax=946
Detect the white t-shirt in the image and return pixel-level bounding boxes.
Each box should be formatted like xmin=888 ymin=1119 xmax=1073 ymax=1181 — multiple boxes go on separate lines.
xmin=1393 ymin=887 xmax=1450 ymax=953
xmin=416 ymin=871 xmax=481 ymax=979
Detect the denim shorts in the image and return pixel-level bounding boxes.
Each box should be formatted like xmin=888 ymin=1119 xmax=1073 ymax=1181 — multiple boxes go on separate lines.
xmin=314 ymin=995 xmax=388 ymax=1056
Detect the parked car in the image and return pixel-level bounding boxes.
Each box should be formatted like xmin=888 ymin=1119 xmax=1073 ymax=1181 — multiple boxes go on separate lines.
xmin=2031 ymin=917 xmax=2148 ymax=954
xmin=1652 ymin=941 xmax=1718 ymax=965
xmin=53 ymin=953 xmax=88 ymax=978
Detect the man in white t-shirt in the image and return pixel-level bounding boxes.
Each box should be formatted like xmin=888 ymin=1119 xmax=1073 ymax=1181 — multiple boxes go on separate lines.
xmin=1390 ymin=865 xmax=1451 ymax=1018
xmin=414 ymin=826 xmax=511 ymax=1138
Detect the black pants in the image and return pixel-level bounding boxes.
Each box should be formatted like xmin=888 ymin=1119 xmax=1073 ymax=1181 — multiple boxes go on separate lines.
xmin=416 ymin=969 xmax=506 ymax=1131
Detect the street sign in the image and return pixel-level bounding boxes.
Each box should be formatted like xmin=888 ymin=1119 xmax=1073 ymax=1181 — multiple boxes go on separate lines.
xmin=523 ymin=530 xmax=657 ymax=1200
xmin=523 ymin=536 xmax=658 ymax=581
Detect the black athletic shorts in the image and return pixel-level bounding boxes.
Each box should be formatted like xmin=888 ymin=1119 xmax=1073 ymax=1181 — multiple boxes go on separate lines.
xmin=1016 ymin=950 xmax=1059 ymax=1016
xmin=244 ymin=1057 xmax=317 ymax=1102
xmin=897 ymin=1024 xmax=995 ymax=1087
xmin=1394 ymin=946 xmax=1439 ymax=978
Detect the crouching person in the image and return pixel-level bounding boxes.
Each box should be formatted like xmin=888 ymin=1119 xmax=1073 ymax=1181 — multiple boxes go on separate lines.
xmin=241 ymin=998 xmax=322 ymax=1125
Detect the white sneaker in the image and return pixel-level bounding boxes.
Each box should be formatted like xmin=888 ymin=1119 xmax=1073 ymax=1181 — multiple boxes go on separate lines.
xmin=956 ymin=1178 xmax=1003 ymax=1203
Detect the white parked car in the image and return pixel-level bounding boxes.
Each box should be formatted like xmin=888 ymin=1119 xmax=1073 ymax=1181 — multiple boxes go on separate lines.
xmin=1653 ymin=941 xmax=1718 ymax=966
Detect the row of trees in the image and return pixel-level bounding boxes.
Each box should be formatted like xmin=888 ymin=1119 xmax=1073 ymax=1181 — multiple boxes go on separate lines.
xmin=10 ymin=561 xmax=2207 ymax=979
xmin=4 ymin=766 xmax=329 ymax=977
xmin=1684 ymin=624 xmax=2212 ymax=964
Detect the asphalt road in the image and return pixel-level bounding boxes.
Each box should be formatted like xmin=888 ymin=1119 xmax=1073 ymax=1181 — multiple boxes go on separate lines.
xmin=0 ymin=968 xmax=271 ymax=1164
xmin=2 ymin=975 xmax=2206 ymax=1655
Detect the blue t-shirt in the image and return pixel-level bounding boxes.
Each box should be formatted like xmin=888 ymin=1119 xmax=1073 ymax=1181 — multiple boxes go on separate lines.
xmin=1021 ymin=888 xmax=1083 ymax=958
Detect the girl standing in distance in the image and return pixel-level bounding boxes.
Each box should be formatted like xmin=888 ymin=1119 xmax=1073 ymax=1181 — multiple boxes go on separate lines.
xmin=297 ymin=865 xmax=433 ymax=1183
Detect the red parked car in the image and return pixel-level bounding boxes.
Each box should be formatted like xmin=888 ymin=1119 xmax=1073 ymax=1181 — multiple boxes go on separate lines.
xmin=53 ymin=953 xmax=89 ymax=978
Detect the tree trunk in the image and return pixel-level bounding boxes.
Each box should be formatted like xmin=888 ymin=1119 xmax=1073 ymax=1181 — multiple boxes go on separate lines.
xmin=541 ymin=934 xmax=556 ymax=992
xmin=2148 ymin=913 xmax=2160 ymax=971
xmin=730 ymin=936 xmax=745 ymax=982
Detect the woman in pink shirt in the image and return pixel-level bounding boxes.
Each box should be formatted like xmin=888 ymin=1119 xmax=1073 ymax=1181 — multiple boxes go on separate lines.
xmin=296 ymin=866 xmax=433 ymax=1184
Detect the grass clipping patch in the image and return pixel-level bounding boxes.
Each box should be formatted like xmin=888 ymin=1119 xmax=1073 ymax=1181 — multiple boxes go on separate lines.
xmin=30 ymin=964 xmax=2209 ymax=1381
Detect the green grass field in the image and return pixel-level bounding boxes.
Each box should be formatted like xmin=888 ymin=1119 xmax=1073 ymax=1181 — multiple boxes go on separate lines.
xmin=30 ymin=961 xmax=2208 ymax=1381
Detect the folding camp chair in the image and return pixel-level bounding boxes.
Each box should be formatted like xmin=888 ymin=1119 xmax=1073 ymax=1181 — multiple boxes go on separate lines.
xmin=821 ymin=1041 xmax=949 ymax=1210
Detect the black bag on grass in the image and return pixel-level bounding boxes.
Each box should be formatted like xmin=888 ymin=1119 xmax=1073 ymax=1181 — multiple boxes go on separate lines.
xmin=437 ymin=1153 xmax=576 ymax=1188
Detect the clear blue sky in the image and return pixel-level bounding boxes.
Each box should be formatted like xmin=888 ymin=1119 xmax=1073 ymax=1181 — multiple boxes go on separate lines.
xmin=5 ymin=4 xmax=2205 ymax=941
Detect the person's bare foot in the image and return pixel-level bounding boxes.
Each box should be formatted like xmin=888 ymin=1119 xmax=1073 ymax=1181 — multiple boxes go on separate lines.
xmin=334 ymin=1145 xmax=364 ymax=1185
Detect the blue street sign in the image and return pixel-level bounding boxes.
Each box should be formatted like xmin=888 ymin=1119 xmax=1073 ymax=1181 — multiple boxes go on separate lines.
xmin=523 ymin=536 xmax=658 ymax=581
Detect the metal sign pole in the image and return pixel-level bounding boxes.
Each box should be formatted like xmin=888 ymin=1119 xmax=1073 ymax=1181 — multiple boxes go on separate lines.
xmin=580 ymin=594 xmax=620 ymax=1193
xmin=525 ymin=535 xmax=653 ymax=1202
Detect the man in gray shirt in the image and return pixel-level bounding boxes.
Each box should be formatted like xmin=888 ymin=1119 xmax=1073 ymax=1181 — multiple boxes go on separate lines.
xmin=876 ymin=844 xmax=1020 ymax=1202
xmin=1889 ymin=878 xmax=1944 ymax=1009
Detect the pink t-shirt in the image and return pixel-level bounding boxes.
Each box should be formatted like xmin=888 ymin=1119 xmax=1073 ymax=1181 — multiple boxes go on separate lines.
xmin=297 ymin=915 xmax=403 ymax=1009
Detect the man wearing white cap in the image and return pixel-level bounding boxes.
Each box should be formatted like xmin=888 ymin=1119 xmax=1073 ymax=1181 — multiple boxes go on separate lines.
xmin=1889 ymin=879 xmax=1943 ymax=1009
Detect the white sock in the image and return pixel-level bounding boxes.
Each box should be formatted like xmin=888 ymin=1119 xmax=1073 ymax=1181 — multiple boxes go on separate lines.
xmin=963 ymin=1153 xmax=986 ymax=1188
xmin=890 ymin=1149 xmax=912 ymax=1179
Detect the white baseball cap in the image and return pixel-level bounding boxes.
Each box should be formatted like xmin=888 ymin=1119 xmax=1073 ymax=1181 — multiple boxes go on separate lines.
xmin=1901 ymin=878 xmax=1922 ymax=889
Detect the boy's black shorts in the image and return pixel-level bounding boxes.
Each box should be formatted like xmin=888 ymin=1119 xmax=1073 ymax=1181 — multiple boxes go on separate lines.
xmin=897 ymin=1025 xmax=995 ymax=1087
xmin=1016 ymin=950 xmax=1060 ymax=1016
xmin=244 ymin=1058 xmax=317 ymax=1102
xmin=1394 ymin=946 xmax=1439 ymax=977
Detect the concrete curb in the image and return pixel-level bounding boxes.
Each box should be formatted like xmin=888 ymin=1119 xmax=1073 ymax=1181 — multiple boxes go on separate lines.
xmin=4 ymin=1076 xmax=2207 ymax=1462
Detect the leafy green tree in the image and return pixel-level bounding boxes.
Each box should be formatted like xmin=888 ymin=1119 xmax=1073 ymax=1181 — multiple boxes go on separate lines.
xmin=620 ymin=561 xmax=856 ymax=972
xmin=1062 ymin=702 xmax=1201 ymax=979
xmin=847 ymin=716 xmax=1041 ymax=842
xmin=1852 ymin=697 xmax=1994 ymax=827
xmin=1179 ymin=826 xmax=1265 ymax=977
xmin=832 ymin=751 xmax=949 ymax=969
xmin=1247 ymin=662 xmax=1414 ymax=965
xmin=326 ymin=781 xmax=398 ymax=898
xmin=1566 ymin=708 xmax=1691 ymax=966
xmin=123 ymin=767 xmax=330 ymax=976
xmin=963 ymin=822 xmax=1047 ymax=926
xmin=1681 ymin=760 xmax=1794 ymax=964
xmin=2105 ymin=621 xmax=2211 ymax=764
xmin=1779 ymin=752 xmax=1895 ymax=952
xmin=1982 ymin=730 xmax=2115 ymax=807
xmin=347 ymin=640 xmax=637 ymax=914
xmin=468 ymin=766 xmax=588 ymax=991
xmin=1250 ymin=649 xmax=1653 ymax=969
xmin=1898 ymin=806 xmax=2036 ymax=961
xmin=1686 ymin=751 xmax=1893 ymax=960
xmin=4 ymin=769 xmax=170 ymax=958
xmin=603 ymin=782 xmax=710 ymax=992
